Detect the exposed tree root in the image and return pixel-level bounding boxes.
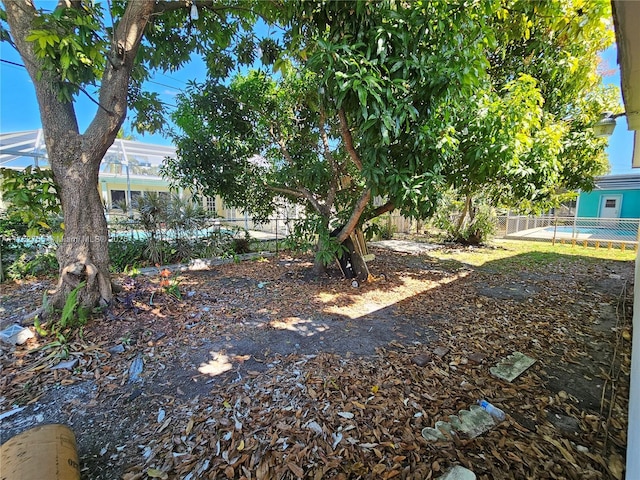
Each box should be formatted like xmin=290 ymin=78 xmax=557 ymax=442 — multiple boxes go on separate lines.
xmin=50 ymin=260 xmax=113 ymax=309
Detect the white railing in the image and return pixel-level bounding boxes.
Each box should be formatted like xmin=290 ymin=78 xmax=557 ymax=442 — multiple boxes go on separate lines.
xmin=497 ymin=215 xmax=640 ymax=246
xmin=104 ymin=212 xmax=640 ymax=247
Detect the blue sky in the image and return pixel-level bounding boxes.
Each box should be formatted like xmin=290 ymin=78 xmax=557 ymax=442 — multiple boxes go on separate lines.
xmin=0 ymin=36 xmax=636 ymax=175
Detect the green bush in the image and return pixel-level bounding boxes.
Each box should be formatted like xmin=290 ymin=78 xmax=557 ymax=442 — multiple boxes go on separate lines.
xmin=6 ymin=251 xmax=58 ymax=280
xmin=231 ymin=237 xmax=252 ymax=254
xmin=108 ymin=238 xmax=148 ymax=273
xmin=0 ymin=213 xmax=29 ymax=237
xmin=434 ymin=194 xmax=496 ymax=245
xmin=0 ymin=167 xmax=62 ymax=238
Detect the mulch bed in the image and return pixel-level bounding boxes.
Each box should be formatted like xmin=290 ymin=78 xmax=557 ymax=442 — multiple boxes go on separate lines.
xmin=0 ymin=246 xmax=633 ymax=479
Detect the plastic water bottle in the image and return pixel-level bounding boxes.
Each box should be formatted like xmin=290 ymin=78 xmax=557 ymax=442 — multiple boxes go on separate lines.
xmin=477 ymin=399 xmax=506 ymax=421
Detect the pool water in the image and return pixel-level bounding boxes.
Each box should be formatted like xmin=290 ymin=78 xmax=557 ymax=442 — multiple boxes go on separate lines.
xmin=544 ymin=225 xmax=637 ymax=240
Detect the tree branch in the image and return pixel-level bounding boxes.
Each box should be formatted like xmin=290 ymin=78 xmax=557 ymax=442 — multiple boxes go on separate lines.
xmin=319 ymin=107 xmax=340 ymax=212
xmin=266 ymin=185 xmax=304 ymax=198
xmin=85 ymin=1 xmax=155 ymax=156
xmin=338 ymin=108 xmax=363 ymax=171
xmin=336 ymin=188 xmax=371 ymax=243
xmin=153 ymin=1 xmax=253 ymax=16
xmin=265 ymin=184 xmax=325 ymax=216
xmin=269 ymin=124 xmax=295 ymax=165
xmin=364 ymin=200 xmax=396 ymax=221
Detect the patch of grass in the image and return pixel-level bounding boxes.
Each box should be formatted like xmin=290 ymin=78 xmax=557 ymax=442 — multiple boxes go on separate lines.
xmin=430 ymin=239 xmax=637 ymax=270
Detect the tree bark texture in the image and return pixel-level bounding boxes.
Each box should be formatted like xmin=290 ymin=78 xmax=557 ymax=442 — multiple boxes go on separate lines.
xmin=51 ymin=136 xmax=112 ymax=308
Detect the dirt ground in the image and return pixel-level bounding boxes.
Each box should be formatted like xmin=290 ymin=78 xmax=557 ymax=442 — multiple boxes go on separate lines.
xmin=0 ymin=242 xmax=633 ymax=480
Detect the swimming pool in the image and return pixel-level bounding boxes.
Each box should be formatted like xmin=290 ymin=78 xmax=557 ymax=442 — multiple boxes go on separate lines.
xmin=543 ymin=225 xmax=638 ymax=241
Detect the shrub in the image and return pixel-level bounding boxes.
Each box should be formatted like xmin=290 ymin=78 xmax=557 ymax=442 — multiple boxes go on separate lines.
xmin=6 ymin=251 xmax=58 ymax=280
xmin=231 ymin=237 xmax=252 ymax=254
xmin=434 ymin=196 xmax=496 ymax=245
xmin=0 ymin=213 xmax=29 ymax=237
xmin=108 ymin=238 xmax=148 ymax=273
xmin=364 ymin=215 xmax=396 ymax=241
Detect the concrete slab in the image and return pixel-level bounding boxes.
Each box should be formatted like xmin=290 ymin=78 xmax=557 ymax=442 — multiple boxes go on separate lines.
xmin=438 ymin=465 xmax=477 ymax=480
xmin=0 ymin=324 xmax=34 ymax=345
xmin=449 ymin=405 xmax=496 ymax=438
xmin=422 ymin=405 xmax=496 ymax=442
xmin=490 ymin=351 xmax=536 ymax=382
xmin=370 ymin=240 xmax=439 ymax=254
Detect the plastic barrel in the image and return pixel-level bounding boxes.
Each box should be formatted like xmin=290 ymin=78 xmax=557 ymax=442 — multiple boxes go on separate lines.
xmin=0 ymin=424 xmax=80 ymax=480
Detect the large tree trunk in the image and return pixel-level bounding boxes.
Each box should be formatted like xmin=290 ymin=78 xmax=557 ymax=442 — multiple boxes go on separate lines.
xmin=312 ymin=189 xmax=372 ymax=278
xmin=313 ymin=251 xmax=328 ymax=276
xmin=3 ymin=0 xmax=155 ymax=308
xmin=49 ymin=136 xmax=112 ymax=308
xmin=455 ymin=194 xmax=473 ymax=235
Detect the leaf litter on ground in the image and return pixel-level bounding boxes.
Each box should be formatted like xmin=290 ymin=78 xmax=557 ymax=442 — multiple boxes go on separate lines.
xmin=0 ymin=244 xmax=632 ymax=479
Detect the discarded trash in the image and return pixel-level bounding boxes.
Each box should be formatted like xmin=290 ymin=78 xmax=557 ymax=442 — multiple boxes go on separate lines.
xmin=128 ymin=354 xmax=144 ymax=383
xmin=477 ymin=399 xmax=506 ymax=421
xmin=438 ymin=465 xmax=477 ymax=480
xmin=257 ymin=282 xmax=267 ymax=289
xmin=433 ymin=346 xmax=449 ymax=358
xmin=0 ymin=406 xmax=26 ymax=421
xmin=0 ymin=424 xmax=80 ymax=480
xmin=332 ymin=227 xmax=372 ymax=283
xmin=421 ymin=425 xmax=448 ymax=442
xmin=51 ymin=359 xmax=79 ymax=371
xmin=430 ymin=420 xmax=457 ymax=440
xmin=0 ymin=324 xmax=34 ymax=345
xmin=490 ymin=351 xmax=536 ymax=382
xmin=109 ymin=344 xmax=125 ymax=354
xmin=448 ymin=405 xmax=496 ymax=438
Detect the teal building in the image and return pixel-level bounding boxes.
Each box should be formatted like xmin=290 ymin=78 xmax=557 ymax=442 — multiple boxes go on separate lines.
xmin=576 ymin=174 xmax=640 ymax=219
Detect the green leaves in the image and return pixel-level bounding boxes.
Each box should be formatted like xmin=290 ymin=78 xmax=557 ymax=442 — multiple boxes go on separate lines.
xmin=168 ymin=0 xmax=615 ymax=253
xmin=24 ymin=3 xmax=107 ymax=102
xmin=0 ymin=167 xmax=62 ymax=239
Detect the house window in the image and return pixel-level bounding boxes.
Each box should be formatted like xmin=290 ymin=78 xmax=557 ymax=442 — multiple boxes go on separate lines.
xmin=605 ymin=199 xmax=617 ymax=208
xmin=111 ymin=190 xmax=125 ymax=208
xmin=130 ymin=191 xmax=142 ymax=207
xmin=110 ymin=190 xmax=142 ymax=209
xmin=205 ymin=196 xmax=216 ymax=212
